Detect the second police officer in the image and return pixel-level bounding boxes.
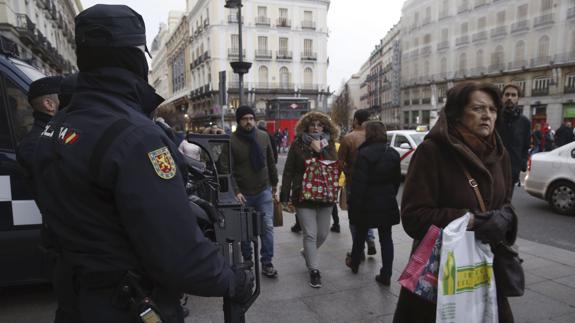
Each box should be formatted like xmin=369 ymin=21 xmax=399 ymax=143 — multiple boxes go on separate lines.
xmin=32 ymin=5 xmax=253 ymax=322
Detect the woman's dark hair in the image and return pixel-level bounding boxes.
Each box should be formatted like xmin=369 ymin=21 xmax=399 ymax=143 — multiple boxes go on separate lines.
xmin=443 ymin=81 xmax=504 ymax=127
xmin=364 ymin=121 xmax=387 ymax=144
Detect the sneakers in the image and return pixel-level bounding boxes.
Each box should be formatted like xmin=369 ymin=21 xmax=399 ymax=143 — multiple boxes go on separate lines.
xmin=367 ymin=240 xmax=377 ymax=256
xmin=262 ymin=264 xmax=278 ymax=278
xmin=309 ymin=270 xmax=322 ymax=288
xmin=290 ymin=223 xmax=301 ymax=233
xmin=375 ymin=274 xmax=391 ymax=286
xmin=330 ymin=223 xmax=340 ymax=233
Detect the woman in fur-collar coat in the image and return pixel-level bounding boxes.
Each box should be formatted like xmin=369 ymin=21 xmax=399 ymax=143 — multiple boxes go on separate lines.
xmin=280 ymin=111 xmax=339 ymax=289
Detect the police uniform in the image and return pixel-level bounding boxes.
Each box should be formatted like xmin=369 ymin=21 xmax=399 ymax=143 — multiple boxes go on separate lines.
xmin=32 ymin=5 xmax=239 ymax=323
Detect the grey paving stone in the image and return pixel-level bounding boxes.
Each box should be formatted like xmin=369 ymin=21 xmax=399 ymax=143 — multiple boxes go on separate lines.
xmin=555 ymin=275 xmax=575 ymax=289
xmin=528 ymin=280 xmax=575 ymax=307
xmin=509 ymin=289 xmax=575 ymax=323
xmin=528 ymin=263 xmax=575 ymax=280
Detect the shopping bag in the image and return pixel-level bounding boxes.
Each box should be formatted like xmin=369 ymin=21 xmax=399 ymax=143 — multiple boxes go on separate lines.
xmin=273 ymin=197 xmax=283 ymax=227
xmin=436 ymin=213 xmax=498 ymax=323
xmin=300 ymin=158 xmax=340 ymax=203
xmin=398 ymin=225 xmax=441 ymax=303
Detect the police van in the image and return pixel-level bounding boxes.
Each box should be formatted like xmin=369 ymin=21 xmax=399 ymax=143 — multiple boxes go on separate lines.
xmin=0 ymin=37 xmax=49 ymax=286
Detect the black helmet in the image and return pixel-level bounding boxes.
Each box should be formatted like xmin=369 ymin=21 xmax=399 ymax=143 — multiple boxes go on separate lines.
xmin=75 ymin=4 xmax=146 ymax=49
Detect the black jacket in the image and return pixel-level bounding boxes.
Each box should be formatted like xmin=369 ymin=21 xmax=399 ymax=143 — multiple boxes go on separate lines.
xmin=555 ymin=125 xmax=575 ymax=147
xmin=32 ymin=68 xmax=234 ymax=320
xmin=349 ymin=141 xmax=401 ymax=228
xmin=497 ymin=109 xmax=531 ymax=175
xmin=16 ymin=110 xmax=52 ymax=179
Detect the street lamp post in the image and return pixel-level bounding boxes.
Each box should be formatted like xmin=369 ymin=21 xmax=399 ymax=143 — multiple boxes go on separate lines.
xmin=226 ymin=0 xmax=251 ymax=106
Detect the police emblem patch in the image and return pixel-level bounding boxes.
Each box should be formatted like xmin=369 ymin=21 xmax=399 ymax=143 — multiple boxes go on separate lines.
xmin=147 ymin=147 xmax=177 ymax=179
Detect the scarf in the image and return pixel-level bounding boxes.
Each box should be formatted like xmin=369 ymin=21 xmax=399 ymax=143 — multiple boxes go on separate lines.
xmin=236 ymin=127 xmax=265 ymax=172
xmin=451 ymin=123 xmax=497 ymax=164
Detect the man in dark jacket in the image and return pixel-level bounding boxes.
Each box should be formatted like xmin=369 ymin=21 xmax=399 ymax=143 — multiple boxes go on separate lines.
xmin=257 ymin=120 xmax=278 ymax=163
xmin=496 ymin=84 xmax=531 ymax=187
xmin=555 ymin=121 xmax=575 ymax=147
xmin=32 ymin=5 xmax=251 ymax=322
xmin=231 ymin=106 xmax=279 ymax=278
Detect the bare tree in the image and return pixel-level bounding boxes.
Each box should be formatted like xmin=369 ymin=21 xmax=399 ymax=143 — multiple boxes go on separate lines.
xmin=330 ymin=83 xmax=354 ymax=135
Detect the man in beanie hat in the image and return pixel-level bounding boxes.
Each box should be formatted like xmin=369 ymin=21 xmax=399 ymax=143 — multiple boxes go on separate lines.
xmin=17 ymin=76 xmax=62 ymax=176
xmin=32 ymin=5 xmax=252 ymax=322
xmin=231 ymin=105 xmax=279 ymax=278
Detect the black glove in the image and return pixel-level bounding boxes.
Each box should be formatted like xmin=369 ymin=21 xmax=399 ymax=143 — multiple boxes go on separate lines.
xmin=473 ymin=206 xmax=513 ymax=244
xmin=229 ymin=266 xmax=254 ymax=304
xmin=189 ymin=195 xmax=221 ymax=224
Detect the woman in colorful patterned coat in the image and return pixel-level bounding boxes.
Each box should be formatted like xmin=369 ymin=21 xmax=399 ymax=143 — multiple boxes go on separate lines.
xmin=280 ymin=111 xmax=339 ymax=288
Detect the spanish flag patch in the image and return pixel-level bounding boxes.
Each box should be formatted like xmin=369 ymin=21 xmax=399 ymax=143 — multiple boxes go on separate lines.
xmin=147 ymin=147 xmax=177 ymax=180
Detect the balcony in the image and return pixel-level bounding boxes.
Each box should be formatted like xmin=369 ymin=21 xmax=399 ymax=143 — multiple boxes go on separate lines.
xmin=454 ymin=70 xmax=468 ymax=79
xmin=301 ymin=52 xmax=317 ymax=61
xmin=255 ymin=16 xmax=270 ymax=26
xmin=422 ymin=98 xmax=431 ymax=104
xmin=204 ymin=19 xmax=209 ymax=27
xmin=531 ymin=56 xmax=553 ymax=67
xmin=508 ymin=60 xmax=528 ymax=70
xmin=565 ymin=86 xmax=575 ymax=94
xmin=532 ymin=87 xmax=549 ymax=96
xmin=490 ymin=26 xmax=507 ymax=38
xmin=534 ymin=13 xmax=554 ymax=28
xmin=555 ymin=51 xmax=575 ymax=64
xmin=228 ymin=15 xmax=244 ymax=24
xmin=438 ymin=11 xmax=450 ymax=20
xmin=474 ymin=0 xmax=488 ymax=8
xmin=276 ymin=50 xmax=293 ymax=60
xmin=255 ymin=49 xmax=272 ymax=60
xmin=421 ymin=17 xmax=431 ymax=26
xmin=301 ymin=20 xmax=316 ymax=30
xmin=15 ymin=14 xmax=37 ymax=45
xmin=488 ymin=63 xmax=505 ymax=73
xmin=227 ymin=48 xmax=246 ymax=59
xmin=404 ymin=99 xmax=410 ymax=106
xmin=410 ymin=49 xmax=419 ymax=58
xmin=472 ymin=31 xmax=488 ymax=42
xmin=276 ymin=18 xmax=291 ymax=28
xmin=568 ymin=7 xmax=575 ymax=20
xmin=300 ymin=83 xmax=320 ymax=90
xmin=456 ymin=35 xmax=469 ymax=46
xmin=437 ymin=40 xmax=449 ymax=51
xmin=411 ymin=98 xmax=420 ymax=105
xmin=421 ymin=45 xmax=431 ymax=56
xmin=511 ymin=20 xmax=530 ymax=34
xmin=457 ymin=4 xmax=469 ymax=13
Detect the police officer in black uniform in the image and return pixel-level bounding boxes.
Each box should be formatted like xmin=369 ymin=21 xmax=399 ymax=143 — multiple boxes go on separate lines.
xmin=32 ymin=5 xmax=252 ymax=323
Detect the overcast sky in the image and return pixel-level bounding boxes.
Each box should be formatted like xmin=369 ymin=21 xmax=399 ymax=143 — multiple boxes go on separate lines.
xmin=80 ymin=0 xmax=404 ymax=92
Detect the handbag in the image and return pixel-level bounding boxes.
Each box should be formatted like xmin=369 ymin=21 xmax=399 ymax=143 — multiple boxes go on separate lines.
xmin=273 ymin=197 xmax=283 ymax=227
xmin=458 ymin=161 xmax=525 ymax=297
xmin=398 ymin=225 xmax=442 ymax=303
xmin=300 ymin=158 xmax=341 ymax=203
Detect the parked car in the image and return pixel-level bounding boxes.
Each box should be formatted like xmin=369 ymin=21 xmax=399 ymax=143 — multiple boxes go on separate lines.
xmin=387 ymin=129 xmax=428 ymax=176
xmin=524 ymin=141 xmax=575 ymax=215
xmin=0 ymin=38 xmax=48 ymax=286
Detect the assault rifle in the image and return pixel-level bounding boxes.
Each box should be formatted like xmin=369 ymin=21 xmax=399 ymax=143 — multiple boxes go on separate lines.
xmin=185 ymin=134 xmax=261 ymax=323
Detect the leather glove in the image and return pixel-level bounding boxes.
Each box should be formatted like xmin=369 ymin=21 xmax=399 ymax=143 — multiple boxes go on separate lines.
xmin=473 ymin=206 xmax=514 ymax=244
xmin=229 ymin=266 xmax=254 ymax=304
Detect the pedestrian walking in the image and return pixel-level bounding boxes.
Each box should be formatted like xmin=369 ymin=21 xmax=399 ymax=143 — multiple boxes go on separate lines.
xmin=347 ymin=121 xmax=400 ymax=286
xmin=532 ymin=123 xmax=543 ymax=153
xmin=31 ymin=5 xmax=253 ymax=322
xmin=339 ymin=109 xmax=377 ymax=259
xmin=231 ymin=106 xmax=280 ymax=278
xmin=280 ymin=111 xmax=339 ymax=288
xmin=496 ymin=84 xmax=530 ymax=187
xmin=555 ymin=121 xmax=574 ymax=147
xmin=393 ymin=81 xmax=518 ymax=323
xmin=258 ymin=120 xmax=278 ymax=163
xmin=543 ymin=123 xmax=555 ymax=151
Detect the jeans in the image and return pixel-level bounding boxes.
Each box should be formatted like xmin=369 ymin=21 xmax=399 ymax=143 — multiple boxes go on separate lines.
xmin=351 ymin=226 xmax=394 ymax=279
xmin=346 ymin=183 xmax=374 ymax=242
xmin=297 ymin=206 xmax=332 ymax=271
xmin=241 ymin=187 xmax=274 ymax=265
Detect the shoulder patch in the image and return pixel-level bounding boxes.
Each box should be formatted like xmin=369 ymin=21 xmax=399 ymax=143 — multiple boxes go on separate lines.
xmin=148 ymin=147 xmax=177 ymax=179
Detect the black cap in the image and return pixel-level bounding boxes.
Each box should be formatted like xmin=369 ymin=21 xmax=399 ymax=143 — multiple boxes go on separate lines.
xmin=28 ymin=76 xmax=63 ymax=101
xmin=236 ymin=105 xmax=255 ymax=123
xmin=75 ymin=4 xmax=147 ymax=49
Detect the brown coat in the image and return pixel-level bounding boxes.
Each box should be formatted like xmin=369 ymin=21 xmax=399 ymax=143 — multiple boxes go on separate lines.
xmin=338 ymin=127 xmax=365 ymax=184
xmin=393 ymin=111 xmax=517 ymax=323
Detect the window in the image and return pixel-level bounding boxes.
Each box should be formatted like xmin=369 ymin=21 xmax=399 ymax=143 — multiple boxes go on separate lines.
xmin=304 ymin=10 xmax=312 ymax=21
xmin=441 ymin=29 xmax=449 ymax=42
xmin=458 ymin=52 xmax=467 ymax=72
xmin=279 ymin=8 xmax=288 ymax=18
xmin=477 ymin=17 xmax=486 ymax=30
xmin=512 ymin=79 xmax=527 ymax=94
xmin=171 ymin=51 xmax=185 ymax=92
xmin=258 ymin=36 xmax=268 ymax=50
xmin=538 ymin=35 xmax=550 ymax=58
xmin=440 ymin=57 xmax=447 ymax=74
xmin=304 ymin=67 xmax=313 ymax=85
xmin=5 ymin=78 xmax=34 ymax=145
xmin=533 ymin=77 xmax=551 ymax=92
xmin=460 ymin=22 xmax=468 ymax=35
xmin=515 ymin=41 xmax=525 ymax=62
xmin=492 ymin=45 xmax=504 ymax=65
xmin=517 ymin=4 xmax=528 ymax=19
xmin=231 ymin=34 xmax=239 ymax=49
xmin=424 ymin=60 xmax=430 ymax=77
xmin=259 ymin=66 xmax=268 ymax=85
xmin=541 ymin=0 xmax=552 ymax=11
xmin=423 ymin=34 xmax=431 ymax=44
xmin=395 ymin=135 xmax=411 ymax=148
xmin=258 ymin=6 xmax=267 ymax=17
xmin=496 ymin=11 xmax=506 ymax=26
xmin=565 ymin=74 xmax=575 ymax=88
xmin=403 ymin=111 xmax=410 ymax=124
xmin=304 ymin=39 xmax=313 ymax=55
xmin=279 ymin=37 xmax=288 ymax=51
xmin=279 ymin=67 xmax=290 ymax=88
xmin=476 ymin=49 xmax=484 ymax=67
